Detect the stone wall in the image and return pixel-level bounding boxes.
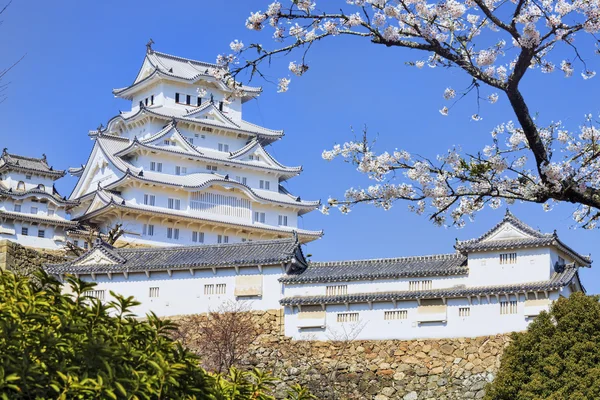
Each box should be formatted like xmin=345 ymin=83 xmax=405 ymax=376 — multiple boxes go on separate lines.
xmin=0 ymin=239 xmax=68 ymax=276
xmin=172 ymin=310 xmax=511 ymax=400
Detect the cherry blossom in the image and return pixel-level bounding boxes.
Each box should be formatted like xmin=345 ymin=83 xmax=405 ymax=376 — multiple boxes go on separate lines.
xmin=218 ymin=0 xmax=600 ymax=228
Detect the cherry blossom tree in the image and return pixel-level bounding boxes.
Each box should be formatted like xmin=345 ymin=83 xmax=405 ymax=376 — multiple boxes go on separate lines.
xmin=216 ymin=0 xmax=600 ymax=228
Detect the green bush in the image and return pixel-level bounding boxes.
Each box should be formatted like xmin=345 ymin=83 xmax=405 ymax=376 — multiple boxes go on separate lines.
xmin=485 ymin=292 xmax=600 ymax=400
xmin=0 ymin=271 xmax=314 ymax=400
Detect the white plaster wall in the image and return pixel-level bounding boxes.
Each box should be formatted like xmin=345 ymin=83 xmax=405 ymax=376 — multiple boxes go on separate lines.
xmin=1 ymin=171 xmax=56 ymax=193
xmin=466 ymin=248 xmax=552 ymax=286
xmin=0 ymin=220 xmax=66 ymax=250
xmin=284 ymin=292 xmax=564 ymax=341
xmin=80 ymin=265 xmax=283 ymax=317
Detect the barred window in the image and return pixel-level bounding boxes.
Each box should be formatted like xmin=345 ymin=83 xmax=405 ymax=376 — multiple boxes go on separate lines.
xmin=459 ymin=307 xmax=471 ymax=317
xmin=216 ymin=284 xmax=226 ymax=294
xmin=500 ymin=253 xmax=517 ymax=265
xmin=384 ymin=310 xmax=408 ymax=320
xmin=326 ymin=285 xmax=348 ymax=296
xmin=149 ymin=287 xmax=159 ymax=298
xmin=192 ymin=231 xmax=204 ymax=243
xmin=84 ymin=290 xmax=105 ymax=301
xmin=37 ymin=229 xmax=45 ymax=238
xmin=204 ymin=284 xmax=214 ymax=295
xmin=409 ymin=280 xmax=433 ymax=291
xmin=500 ymin=301 xmax=518 ymax=315
xmin=337 ymin=312 xmax=359 ymax=323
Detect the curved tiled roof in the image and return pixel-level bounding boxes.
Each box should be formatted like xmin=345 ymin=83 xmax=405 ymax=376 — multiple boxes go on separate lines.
xmin=0 ymin=210 xmax=77 ymax=228
xmin=0 ymin=186 xmax=78 ymax=206
xmin=45 ymin=236 xmax=307 ymax=275
xmin=280 ymin=267 xmax=579 ymax=306
xmin=0 ymin=150 xmax=65 ymax=178
xmin=75 ymin=188 xmax=323 ymax=242
xmin=101 ymin=105 xmax=283 ymax=144
xmin=281 ymin=253 xmax=467 ymax=283
xmin=112 ymin=49 xmax=261 ymax=103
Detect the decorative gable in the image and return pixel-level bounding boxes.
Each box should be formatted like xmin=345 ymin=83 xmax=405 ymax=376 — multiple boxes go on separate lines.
xmin=75 ymin=249 xmax=119 ymax=266
xmin=481 ymin=222 xmax=532 ymax=242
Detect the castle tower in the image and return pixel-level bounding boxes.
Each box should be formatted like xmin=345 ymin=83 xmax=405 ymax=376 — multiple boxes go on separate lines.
xmin=0 ymin=149 xmax=78 ymax=249
xmin=68 ymin=44 xmax=322 ymax=247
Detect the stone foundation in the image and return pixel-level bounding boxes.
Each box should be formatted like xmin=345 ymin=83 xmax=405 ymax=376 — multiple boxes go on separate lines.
xmin=0 ymin=239 xmax=68 ymax=275
xmin=171 ymin=310 xmax=511 ymax=400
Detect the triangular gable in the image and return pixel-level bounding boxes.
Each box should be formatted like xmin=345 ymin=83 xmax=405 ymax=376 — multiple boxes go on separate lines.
xmin=229 ymin=140 xmax=288 ymax=169
xmin=133 ymin=56 xmax=158 ymax=85
xmin=481 ymin=221 xmax=534 ymax=242
xmin=71 ymin=143 xmax=121 ymax=200
xmin=141 ymin=124 xmax=200 ymax=155
xmin=75 ymin=248 xmax=119 ymax=266
xmin=184 ymin=102 xmax=239 ymax=128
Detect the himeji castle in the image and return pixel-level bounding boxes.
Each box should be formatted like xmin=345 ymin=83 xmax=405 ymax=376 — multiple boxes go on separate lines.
xmin=45 ymin=210 xmax=591 ymax=340
xmin=0 ymin=44 xmax=592 ymax=341
xmin=67 ymin=42 xmax=322 ymax=247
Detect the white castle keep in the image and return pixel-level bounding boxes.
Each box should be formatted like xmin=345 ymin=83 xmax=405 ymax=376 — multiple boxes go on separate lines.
xmin=0 ymin=44 xmax=591 ymax=341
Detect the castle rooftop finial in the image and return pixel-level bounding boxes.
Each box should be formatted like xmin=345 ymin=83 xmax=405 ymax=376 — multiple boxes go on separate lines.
xmin=505 ymin=208 xmax=512 ymax=217
xmin=146 ymin=38 xmax=155 ymax=54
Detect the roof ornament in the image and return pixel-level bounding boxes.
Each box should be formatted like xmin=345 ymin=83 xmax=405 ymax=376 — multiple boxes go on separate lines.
xmin=292 ymin=230 xmax=299 ymax=244
xmin=505 ymin=208 xmax=513 ymax=217
xmin=224 ymin=174 xmax=229 ymax=180
xmin=210 ymin=93 xmax=214 ymax=104
xmin=41 ymin=153 xmax=47 ymax=161
xmin=2 ymin=148 xmax=7 ymax=156
xmin=146 ymin=38 xmax=155 ymax=54
xmin=138 ymin=170 xmax=144 ymax=177
xmin=97 ymin=123 xmax=104 ymax=133
xmin=171 ymin=117 xmax=178 ymax=127
xmin=121 ymin=199 xmax=126 ymax=205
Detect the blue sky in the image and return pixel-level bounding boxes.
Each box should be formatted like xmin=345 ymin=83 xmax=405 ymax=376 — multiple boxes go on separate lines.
xmin=1 ymin=0 xmax=598 ymax=292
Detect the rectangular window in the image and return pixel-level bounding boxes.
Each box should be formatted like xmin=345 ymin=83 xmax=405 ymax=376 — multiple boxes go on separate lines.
xmin=163 ymin=139 xmax=171 ymax=145
xmin=235 ymin=176 xmax=247 ymax=185
xmin=278 ymin=215 xmax=288 ymax=226
xmin=145 ymin=98 xmax=148 ymax=106
xmin=216 ymin=283 xmax=226 ymax=294
xmin=500 ymin=301 xmax=518 ymax=315
xmin=37 ymin=229 xmax=45 ymax=238
xmin=167 ymin=227 xmax=173 ymax=239
xmin=217 ymin=235 xmax=229 ymax=244
xmin=218 ymin=143 xmax=230 ymax=152
xmin=84 ymin=290 xmax=105 ymax=301
xmin=500 ymin=253 xmax=517 ymax=265
xmin=204 ymin=284 xmax=214 ymax=295
xmin=151 ymin=95 xmax=154 ymax=105
xmin=84 ymin=242 xmax=89 ymax=250
xmin=409 ymin=280 xmax=433 ymax=291
xmin=157 ymin=162 xmax=162 ymax=172
xmin=168 ymin=198 xmax=181 ymax=210
xmin=192 ymin=231 xmax=205 ymax=243
xmin=254 ymin=212 xmax=266 ymax=223
xmin=188 ymin=138 xmax=194 ymax=144
xmin=175 ymin=93 xmax=180 ymax=103
xmin=143 ymin=224 xmax=155 ymax=236
xmin=326 ymin=285 xmax=348 ymax=296
xmin=206 ymin=165 xmax=217 ymax=172
xmin=175 ymin=166 xmax=187 ymax=175
xmin=149 ymin=287 xmax=159 ymax=298
xmin=384 ymin=310 xmax=408 ymax=320
xmin=197 ymin=97 xmax=202 ymax=106
xmin=150 ymin=161 xmax=156 ymax=171
xmin=337 ymin=312 xmax=359 ymax=323
xmin=48 ymin=209 xmax=55 ymax=216
xmin=174 ymin=228 xmax=179 ymax=240
xmin=25 ymin=175 xmax=32 ymax=180
xmin=73 ymin=240 xmax=78 ymax=247
xmin=186 ymin=94 xmax=191 ymax=105
xmin=143 ymin=194 xmax=156 ymax=206
xmin=259 ymin=180 xmax=264 ymax=189
xmin=14 ymin=204 xmax=21 ymax=212
xmin=30 ymin=207 xmax=38 ymax=214
xmin=21 ymin=227 xmax=28 ymax=236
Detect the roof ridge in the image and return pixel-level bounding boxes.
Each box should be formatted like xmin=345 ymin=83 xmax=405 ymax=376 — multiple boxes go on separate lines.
xmin=116 ymin=237 xmax=296 ymax=254
xmin=152 ymin=50 xmax=221 ymax=69
xmin=311 ymin=253 xmax=463 ymax=267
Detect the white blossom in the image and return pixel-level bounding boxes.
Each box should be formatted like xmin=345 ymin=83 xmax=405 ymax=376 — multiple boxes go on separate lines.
xmin=277 ymin=77 xmax=291 ymax=92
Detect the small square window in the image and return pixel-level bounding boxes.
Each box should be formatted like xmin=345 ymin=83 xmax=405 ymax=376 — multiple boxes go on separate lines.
xmin=14 ymin=204 xmax=21 ymax=212
xmin=21 ymin=227 xmax=28 ymax=236
xmin=149 ymin=287 xmax=160 ymax=298
xmin=37 ymin=229 xmax=45 ymax=238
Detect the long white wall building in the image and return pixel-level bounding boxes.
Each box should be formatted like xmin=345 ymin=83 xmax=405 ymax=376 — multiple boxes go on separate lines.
xmin=45 ymin=211 xmax=591 ymax=341
xmin=67 ymin=43 xmax=322 ymax=248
